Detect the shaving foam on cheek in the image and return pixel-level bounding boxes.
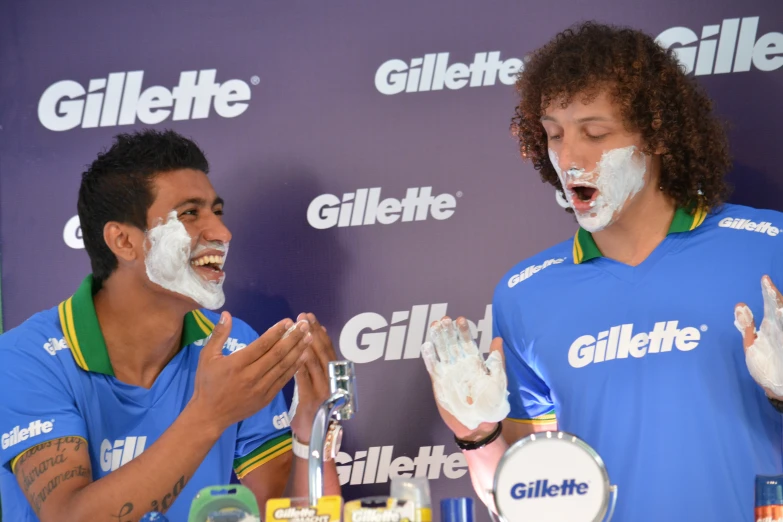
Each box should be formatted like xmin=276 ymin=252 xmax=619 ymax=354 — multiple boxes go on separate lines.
xmin=736 ymin=278 xmax=783 ymax=397
xmin=421 ymin=320 xmax=510 ymax=430
xmin=145 ymin=210 xmax=227 ymax=310
xmin=548 ymin=146 xmax=647 ymax=232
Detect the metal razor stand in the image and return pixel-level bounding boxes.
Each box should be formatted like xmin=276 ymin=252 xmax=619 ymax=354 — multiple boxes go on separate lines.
xmin=308 ymin=361 xmax=357 ymax=507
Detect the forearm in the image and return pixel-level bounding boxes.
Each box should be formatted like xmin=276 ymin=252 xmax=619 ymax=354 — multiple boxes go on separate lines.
xmin=463 ymin=437 xmax=508 ymax=513
xmin=291 ymin=456 xmax=341 ymax=500
xmin=67 ymin=403 xmax=222 ymax=522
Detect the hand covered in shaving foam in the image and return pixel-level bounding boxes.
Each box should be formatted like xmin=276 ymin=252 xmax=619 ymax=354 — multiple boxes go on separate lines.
xmin=735 ymin=275 xmax=783 ymax=400
xmin=422 ymin=317 xmax=510 ymax=435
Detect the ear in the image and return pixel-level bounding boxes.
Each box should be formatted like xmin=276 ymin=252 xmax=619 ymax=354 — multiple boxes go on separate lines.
xmin=103 ymin=221 xmax=144 ymax=264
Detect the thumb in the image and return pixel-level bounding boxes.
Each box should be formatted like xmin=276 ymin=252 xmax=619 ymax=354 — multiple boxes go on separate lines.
xmin=734 ymin=304 xmax=756 ymax=352
xmin=202 ymin=311 xmax=233 ymax=359
xmin=485 ymin=337 xmax=506 ymax=376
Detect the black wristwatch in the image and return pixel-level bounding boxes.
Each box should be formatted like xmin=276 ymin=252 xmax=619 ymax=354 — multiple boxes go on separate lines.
xmin=769 ymin=396 xmax=783 ymax=414
xmin=454 ymin=422 xmax=503 ymax=451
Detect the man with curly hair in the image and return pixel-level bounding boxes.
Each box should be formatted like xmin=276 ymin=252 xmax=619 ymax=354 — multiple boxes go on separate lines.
xmin=425 ymin=22 xmax=783 ymax=521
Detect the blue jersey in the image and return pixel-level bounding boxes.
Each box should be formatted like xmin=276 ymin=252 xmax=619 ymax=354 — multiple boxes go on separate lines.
xmin=0 ymin=275 xmax=292 ymax=522
xmin=494 ymin=204 xmax=783 ymax=522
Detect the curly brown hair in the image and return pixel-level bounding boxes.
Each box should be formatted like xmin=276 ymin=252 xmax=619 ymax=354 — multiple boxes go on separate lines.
xmin=511 ymin=21 xmax=732 ymax=212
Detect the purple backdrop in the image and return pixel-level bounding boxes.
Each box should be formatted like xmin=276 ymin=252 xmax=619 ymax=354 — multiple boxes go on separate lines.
xmin=1 ymin=1 xmax=781 ymax=519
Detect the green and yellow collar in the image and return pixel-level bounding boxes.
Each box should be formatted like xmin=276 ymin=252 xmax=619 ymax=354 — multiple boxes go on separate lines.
xmin=572 ymin=206 xmax=708 ymax=264
xmin=58 ymin=275 xmax=215 ymax=375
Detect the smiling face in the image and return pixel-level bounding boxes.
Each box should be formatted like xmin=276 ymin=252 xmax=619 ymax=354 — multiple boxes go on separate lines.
xmin=140 ymin=169 xmax=232 ymax=309
xmin=541 ymin=90 xmax=660 ymax=233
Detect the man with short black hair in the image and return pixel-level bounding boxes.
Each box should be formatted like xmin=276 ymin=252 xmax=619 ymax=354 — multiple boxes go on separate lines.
xmin=0 ymin=130 xmax=342 ymax=522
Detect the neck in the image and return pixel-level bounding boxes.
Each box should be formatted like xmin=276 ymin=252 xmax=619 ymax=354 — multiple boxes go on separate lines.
xmin=94 ymin=273 xmax=191 ymax=388
xmin=591 ymin=187 xmax=676 ymax=266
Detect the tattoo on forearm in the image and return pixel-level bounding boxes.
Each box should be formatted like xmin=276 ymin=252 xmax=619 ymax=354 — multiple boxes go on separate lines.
xmin=28 ymin=465 xmax=90 ymax=513
xmin=15 ymin=438 xmax=87 ymax=514
xmin=150 ymin=475 xmax=186 ymax=512
xmin=112 ymin=502 xmax=134 ymax=521
xmin=111 ymin=475 xmax=187 ymax=521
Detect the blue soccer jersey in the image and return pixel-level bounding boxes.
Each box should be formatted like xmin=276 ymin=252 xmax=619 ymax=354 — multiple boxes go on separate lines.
xmin=0 ymin=275 xmax=293 ymax=522
xmin=493 ymin=204 xmax=783 ymax=522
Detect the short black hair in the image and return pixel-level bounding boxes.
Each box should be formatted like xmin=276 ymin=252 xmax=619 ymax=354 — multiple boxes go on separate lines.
xmin=77 ymin=129 xmax=209 ymax=287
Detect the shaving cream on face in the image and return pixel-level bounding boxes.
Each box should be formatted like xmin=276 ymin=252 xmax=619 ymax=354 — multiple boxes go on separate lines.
xmin=735 ymin=277 xmax=783 ymax=397
xmin=548 ymin=145 xmax=648 ymax=232
xmin=145 ymin=211 xmax=228 ymax=310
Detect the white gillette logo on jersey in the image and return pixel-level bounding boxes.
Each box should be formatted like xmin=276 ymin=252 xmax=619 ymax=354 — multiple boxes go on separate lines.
xmin=568 ymin=321 xmax=705 ymax=368
xmin=336 ymin=445 xmax=467 ymax=486
xmin=1 ymin=420 xmax=55 ymax=450
xmin=375 ymin=52 xmax=523 ymax=95
xmin=656 ymin=17 xmax=782 ymax=75
xmin=273 ymin=412 xmax=291 ymax=430
xmin=38 ymin=69 xmax=252 ymax=131
xmin=100 ymin=436 xmax=147 ymax=472
xmin=718 ymin=217 xmax=780 ymax=236
xmin=193 ymin=335 xmax=247 ymax=354
xmin=307 ymin=187 xmax=457 ymax=229
xmin=44 ymin=337 xmax=69 ymax=355
xmin=508 ymin=258 xmax=567 ymax=288
xmin=340 ymin=304 xmax=492 ymax=364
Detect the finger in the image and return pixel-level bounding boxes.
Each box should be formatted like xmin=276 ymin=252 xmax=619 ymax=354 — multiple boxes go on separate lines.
xmin=303 ymin=345 xmax=331 ymax=398
xmin=202 ymin=312 xmax=233 ymax=360
xmin=261 ymin=341 xmax=315 ymax=402
xmin=305 ymin=313 xmax=337 ymax=371
xmin=734 ymin=303 xmax=757 ymax=352
xmin=441 ymin=317 xmax=462 ymax=361
xmin=456 ymin=317 xmax=479 ymax=358
xmin=488 ymin=337 xmax=506 ymax=369
xmin=308 ymin=313 xmax=338 ymax=360
xmin=421 ymin=342 xmax=440 ymax=377
xmin=251 ymin=328 xmax=313 ymax=385
xmin=429 ymin=320 xmax=450 ymax=363
xmin=235 ymin=318 xmax=308 ymax=366
xmin=762 ymin=275 xmax=783 ymax=328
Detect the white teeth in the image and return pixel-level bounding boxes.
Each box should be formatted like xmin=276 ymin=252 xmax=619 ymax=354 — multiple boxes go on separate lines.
xmin=190 ymin=254 xmax=225 ymax=268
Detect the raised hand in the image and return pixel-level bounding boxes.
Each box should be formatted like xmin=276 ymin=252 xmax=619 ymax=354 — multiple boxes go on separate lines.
xmin=735 ymin=275 xmax=783 ymax=399
xmin=421 ymin=316 xmax=510 ymax=435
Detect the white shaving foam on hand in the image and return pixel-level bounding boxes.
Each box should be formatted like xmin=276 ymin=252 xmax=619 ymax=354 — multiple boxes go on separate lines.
xmin=549 ymin=146 xmax=647 ymax=232
xmin=145 ymin=211 xmax=228 ymax=310
xmin=421 ymin=319 xmax=510 ymax=430
xmin=735 ymin=278 xmax=783 ymax=397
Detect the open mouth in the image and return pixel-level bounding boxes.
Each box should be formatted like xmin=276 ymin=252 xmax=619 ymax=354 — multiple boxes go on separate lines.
xmin=567 ymin=183 xmax=599 ymax=211
xmin=573 ymin=186 xmax=597 ymax=202
xmin=190 ymin=253 xmax=225 ymax=279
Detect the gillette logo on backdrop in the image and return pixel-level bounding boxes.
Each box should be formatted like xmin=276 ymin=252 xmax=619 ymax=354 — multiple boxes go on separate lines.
xmin=375 ymin=52 xmax=523 ymax=95
xmin=307 ymin=187 xmax=458 ymax=229
xmin=339 ymin=304 xmax=492 ymax=363
xmin=337 ymin=445 xmax=467 ymax=486
xmin=38 ymin=69 xmax=254 ymax=131
xmin=656 ymin=17 xmax=782 ymax=75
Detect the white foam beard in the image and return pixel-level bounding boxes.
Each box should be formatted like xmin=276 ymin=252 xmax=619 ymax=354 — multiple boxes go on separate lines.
xmin=144 ymin=211 xmax=228 ymax=310
xmin=549 ymin=145 xmax=647 ymax=233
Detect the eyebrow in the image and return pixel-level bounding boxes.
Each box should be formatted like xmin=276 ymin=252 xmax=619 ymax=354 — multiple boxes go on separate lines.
xmin=541 ymin=115 xmax=613 ymax=123
xmin=173 ymin=196 xmax=225 ymax=209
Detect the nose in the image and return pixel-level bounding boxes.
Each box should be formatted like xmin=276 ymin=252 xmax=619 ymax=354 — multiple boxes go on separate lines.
xmin=557 ymin=137 xmax=581 ymax=173
xmin=202 ymin=212 xmax=232 ymax=244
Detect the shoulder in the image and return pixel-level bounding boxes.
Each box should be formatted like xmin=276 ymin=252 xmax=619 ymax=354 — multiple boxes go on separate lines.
xmin=194 ymin=309 xmax=260 ymax=355
xmin=702 ymin=203 xmax=783 ymax=243
xmin=0 ymin=306 xmax=72 ymax=368
xmin=493 ymin=237 xmax=574 ymax=307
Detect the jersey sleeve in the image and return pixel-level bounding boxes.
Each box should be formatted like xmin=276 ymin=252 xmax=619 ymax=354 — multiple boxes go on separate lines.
xmin=493 ymin=292 xmax=556 ymax=425
xmin=233 ymin=391 xmax=293 ymax=479
xmin=221 ymin=317 xmax=293 ymax=480
xmin=0 ymin=334 xmax=88 ymax=472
